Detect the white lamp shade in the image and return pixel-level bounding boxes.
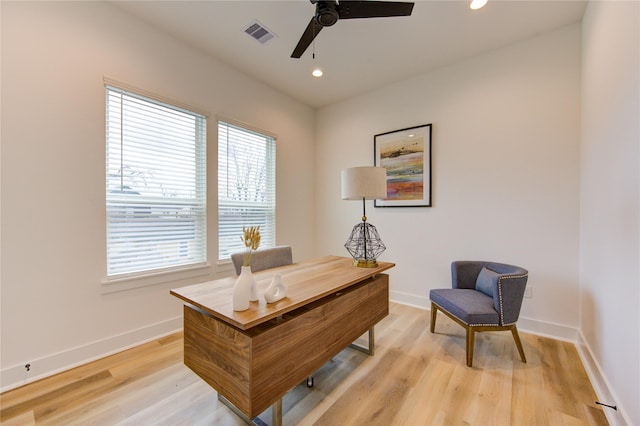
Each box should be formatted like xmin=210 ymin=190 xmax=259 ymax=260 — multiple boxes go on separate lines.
xmin=341 ymin=166 xmax=387 ymax=200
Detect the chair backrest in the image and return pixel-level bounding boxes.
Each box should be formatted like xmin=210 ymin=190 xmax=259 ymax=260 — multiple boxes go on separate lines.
xmin=231 ymin=245 xmax=293 ymax=275
xmin=451 ymin=261 xmax=528 ymax=325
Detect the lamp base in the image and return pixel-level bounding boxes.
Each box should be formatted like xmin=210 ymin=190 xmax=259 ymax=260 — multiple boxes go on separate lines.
xmin=344 ymin=222 xmax=386 ymax=268
xmin=353 ymin=259 xmax=379 ymax=268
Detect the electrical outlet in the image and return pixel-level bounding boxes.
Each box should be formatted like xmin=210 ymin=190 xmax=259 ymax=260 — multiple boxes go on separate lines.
xmin=23 ymin=363 xmax=32 ymax=380
xmin=524 ymin=286 xmax=533 ymax=298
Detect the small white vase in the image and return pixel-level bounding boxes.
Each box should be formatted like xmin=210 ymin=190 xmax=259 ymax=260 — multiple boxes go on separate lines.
xmin=233 ymin=266 xmax=256 ymax=311
xmin=249 ymin=270 xmax=258 ymax=302
xmin=264 ymin=273 xmax=287 ymax=304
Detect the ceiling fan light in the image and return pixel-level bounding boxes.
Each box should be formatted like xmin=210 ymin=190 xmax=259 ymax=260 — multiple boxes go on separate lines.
xmin=470 ymin=0 xmax=488 ymax=10
xmin=312 ymin=68 xmax=324 ymax=77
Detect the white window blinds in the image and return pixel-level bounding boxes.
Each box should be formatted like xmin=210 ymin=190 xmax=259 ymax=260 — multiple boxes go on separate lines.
xmin=218 ymin=121 xmax=276 ymax=261
xmin=105 ymin=85 xmax=207 ymax=277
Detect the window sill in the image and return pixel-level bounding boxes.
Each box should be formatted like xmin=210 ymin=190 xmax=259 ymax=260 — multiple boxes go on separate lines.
xmin=101 ymin=263 xmax=211 ymax=294
xmin=216 ymin=259 xmax=233 ymax=271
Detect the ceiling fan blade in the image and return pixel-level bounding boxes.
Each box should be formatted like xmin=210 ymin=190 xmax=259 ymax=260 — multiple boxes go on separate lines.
xmin=336 ymin=1 xmax=414 ymax=19
xmin=291 ymin=18 xmax=324 ymax=58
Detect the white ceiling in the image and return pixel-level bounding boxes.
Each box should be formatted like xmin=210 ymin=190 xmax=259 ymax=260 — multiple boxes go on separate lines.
xmin=111 ymin=0 xmax=587 ymax=108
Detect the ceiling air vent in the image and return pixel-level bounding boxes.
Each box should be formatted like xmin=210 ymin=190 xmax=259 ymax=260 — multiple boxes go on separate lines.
xmin=244 ymin=20 xmax=277 ymax=45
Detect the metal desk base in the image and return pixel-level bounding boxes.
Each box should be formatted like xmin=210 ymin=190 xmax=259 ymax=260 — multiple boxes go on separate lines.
xmin=219 ymin=395 xmax=282 ymax=426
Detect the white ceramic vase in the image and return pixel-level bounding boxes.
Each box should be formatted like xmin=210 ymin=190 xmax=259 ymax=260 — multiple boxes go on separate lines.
xmin=264 ymin=273 xmax=287 ymax=304
xmin=233 ymin=266 xmax=256 ymax=311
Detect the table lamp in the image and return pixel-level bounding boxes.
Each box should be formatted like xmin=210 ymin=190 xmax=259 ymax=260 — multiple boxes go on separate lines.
xmin=341 ymin=166 xmax=387 ymax=267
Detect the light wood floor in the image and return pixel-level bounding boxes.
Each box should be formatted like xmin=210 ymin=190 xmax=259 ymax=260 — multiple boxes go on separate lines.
xmin=1 ymin=303 xmax=607 ymax=425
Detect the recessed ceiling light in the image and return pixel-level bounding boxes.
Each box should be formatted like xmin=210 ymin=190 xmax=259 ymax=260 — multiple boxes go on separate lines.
xmin=470 ymin=0 xmax=487 ymax=10
xmin=312 ymin=68 xmax=323 ymax=77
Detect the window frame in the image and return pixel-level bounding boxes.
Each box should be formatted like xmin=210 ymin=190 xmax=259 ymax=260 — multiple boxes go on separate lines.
xmin=217 ymin=119 xmax=276 ymax=263
xmin=102 ymin=79 xmax=210 ymax=292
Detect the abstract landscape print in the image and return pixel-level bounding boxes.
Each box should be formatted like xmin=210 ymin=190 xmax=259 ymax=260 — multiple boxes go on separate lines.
xmin=374 ymin=124 xmax=431 ymax=207
xmin=381 ymin=137 xmax=424 ymax=200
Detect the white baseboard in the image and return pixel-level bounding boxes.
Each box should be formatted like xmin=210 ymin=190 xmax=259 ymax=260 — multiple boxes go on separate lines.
xmin=390 ymin=290 xmax=429 ymax=309
xmin=576 ymin=331 xmax=631 ymax=426
xmin=515 ymin=316 xmax=578 ymax=341
xmin=390 ymin=291 xmax=578 ymax=341
xmin=1 ymin=316 xmax=182 ymax=393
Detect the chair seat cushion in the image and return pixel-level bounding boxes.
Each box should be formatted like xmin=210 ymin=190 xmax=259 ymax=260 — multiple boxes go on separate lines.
xmin=430 ymin=288 xmax=499 ymax=326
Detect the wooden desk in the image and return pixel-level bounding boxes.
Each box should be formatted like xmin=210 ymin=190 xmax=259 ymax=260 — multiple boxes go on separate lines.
xmin=170 ymin=255 xmax=395 ymax=424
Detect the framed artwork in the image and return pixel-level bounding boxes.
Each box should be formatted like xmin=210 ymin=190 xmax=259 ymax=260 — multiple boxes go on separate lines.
xmin=374 ymin=124 xmax=432 ymax=207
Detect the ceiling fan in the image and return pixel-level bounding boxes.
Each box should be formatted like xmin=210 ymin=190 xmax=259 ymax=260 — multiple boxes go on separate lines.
xmin=291 ymin=0 xmax=415 ymax=58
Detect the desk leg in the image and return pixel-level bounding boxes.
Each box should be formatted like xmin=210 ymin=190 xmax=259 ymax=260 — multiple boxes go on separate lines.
xmin=348 ymin=326 xmax=375 ymax=356
xmin=218 ymin=394 xmax=282 ymax=426
xmin=218 ymin=394 xmax=252 ymax=425
xmin=272 ymin=399 xmax=282 ymax=426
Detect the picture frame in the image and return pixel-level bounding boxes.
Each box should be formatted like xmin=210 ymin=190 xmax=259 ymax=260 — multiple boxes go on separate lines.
xmin=374 ymin=124 xmax=432 ymax=207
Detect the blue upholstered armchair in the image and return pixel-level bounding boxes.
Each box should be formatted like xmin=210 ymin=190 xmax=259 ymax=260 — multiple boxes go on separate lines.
xmin=429 ymin=261 xmax=529 ymax=367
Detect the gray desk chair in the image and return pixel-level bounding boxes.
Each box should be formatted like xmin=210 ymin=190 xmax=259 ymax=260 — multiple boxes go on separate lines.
xmin=231 ymin=245 xmax=293 ymax=275
xmin=429 ymin=261 xmax=528 ymax=367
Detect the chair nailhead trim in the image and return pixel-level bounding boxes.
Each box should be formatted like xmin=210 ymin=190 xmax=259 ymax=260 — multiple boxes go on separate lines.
xmin=497 ymin=273 xmax=528 ymax=326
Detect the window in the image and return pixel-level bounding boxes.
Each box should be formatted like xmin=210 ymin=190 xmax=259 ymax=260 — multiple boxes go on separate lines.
xmin=218 ymin=120 xmax=275 ymax=261
xmin=105 ymin=85 xmax=206 ymax=277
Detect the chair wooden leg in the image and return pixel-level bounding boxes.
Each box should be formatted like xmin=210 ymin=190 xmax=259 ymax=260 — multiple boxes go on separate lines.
xmin=510 ymin=325 xmax=527 ymax=363
xmin=430 ymin=302 xmax=438 ymax=333
xmin=466 ymin=326 xmax=475 ymax=367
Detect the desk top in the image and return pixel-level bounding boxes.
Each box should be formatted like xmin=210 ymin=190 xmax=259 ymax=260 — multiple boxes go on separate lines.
xmin=170 ymin=255 xmax=395 ymax=330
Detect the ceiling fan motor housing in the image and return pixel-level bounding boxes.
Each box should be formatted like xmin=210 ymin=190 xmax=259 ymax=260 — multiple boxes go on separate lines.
xmin=316 ymin=1 xmax=339 ymax=26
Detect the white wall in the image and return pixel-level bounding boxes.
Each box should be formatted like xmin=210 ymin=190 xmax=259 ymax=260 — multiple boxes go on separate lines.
xmin=580 ymin=2 xmax=640 ymax=425
xmin=316 ymin=24 xmax=582 ymax=336
xmin=0 ymin=1 xmax=315 ymax=390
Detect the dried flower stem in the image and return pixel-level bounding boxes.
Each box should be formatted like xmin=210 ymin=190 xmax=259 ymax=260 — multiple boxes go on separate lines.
xmin=241 ymin=225 xmax=261 ymax=267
